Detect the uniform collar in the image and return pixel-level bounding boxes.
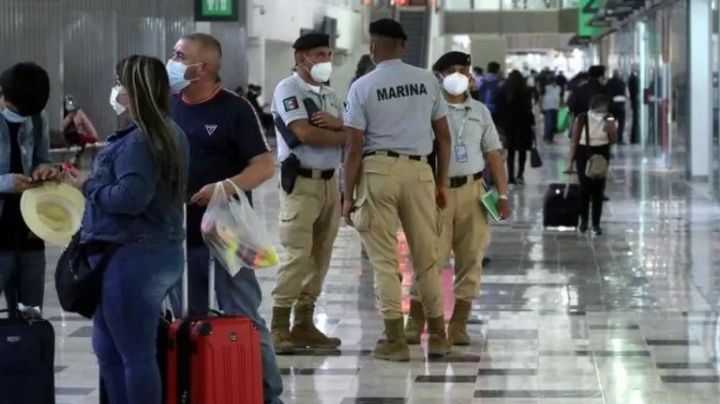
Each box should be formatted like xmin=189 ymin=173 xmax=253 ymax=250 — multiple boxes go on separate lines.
xmin=375 ymin=59 xmax=403 ymax=69
xmin=447 ymin=96 xmax=473 ymax=110
xmin=293 ymin=72 xmax=322 ymax=94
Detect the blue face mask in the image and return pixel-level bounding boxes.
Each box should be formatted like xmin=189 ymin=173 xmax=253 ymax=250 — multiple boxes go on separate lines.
xmin=1 ymin=107 xmax=27 ymax=123
xmin=166 ymin=59 xmax=201 ymax=93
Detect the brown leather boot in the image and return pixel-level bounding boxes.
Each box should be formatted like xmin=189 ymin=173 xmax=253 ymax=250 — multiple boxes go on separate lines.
xmin=448 ymin=300 xmax=471 ymax=346
xmin=373 ymin=318 xmax=410 ymax=362
xmin=289 ymin=304 xmax=342 ymax=349
xmin=426 ymin=316 xmax=451 ymax=357
xmin=271 ymin=306 xmax=295 ymax=354
xmin=404 ymin=299 xmax=425 ymax=345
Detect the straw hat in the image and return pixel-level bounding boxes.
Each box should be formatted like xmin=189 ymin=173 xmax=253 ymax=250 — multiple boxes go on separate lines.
xmin=20 ymin=182 xmax=85 ymax=247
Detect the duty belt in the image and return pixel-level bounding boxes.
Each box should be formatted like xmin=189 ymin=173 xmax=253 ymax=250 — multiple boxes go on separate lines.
xmin=363 ymin=150 xmax=428 ymax=162
xmin=449 ymin=171 xmax=483 ymax=189
xmin=298 ymin=167 xmax=334 ymax=180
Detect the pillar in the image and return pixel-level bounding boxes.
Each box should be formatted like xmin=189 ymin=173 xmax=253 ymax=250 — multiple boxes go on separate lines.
xmin=689 ymin=0 xmax=712 ymax=179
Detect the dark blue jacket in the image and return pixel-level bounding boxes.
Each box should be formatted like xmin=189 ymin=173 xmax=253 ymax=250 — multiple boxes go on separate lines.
xmin=80 ymin=121 xmax=189 ymax=245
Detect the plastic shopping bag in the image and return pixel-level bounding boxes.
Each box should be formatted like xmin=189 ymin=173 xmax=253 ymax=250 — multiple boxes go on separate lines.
xmin=201 ymin=181 xmax=280 ymax=276
xmin=556 ymin=106 xmax=570 ymax=132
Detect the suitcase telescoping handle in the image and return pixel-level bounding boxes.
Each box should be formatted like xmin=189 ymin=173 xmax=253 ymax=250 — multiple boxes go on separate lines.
xmin=563 ymin=172 xmax=576 ymax=200
xmin=179 ymin=204 xmax=219 ymax=319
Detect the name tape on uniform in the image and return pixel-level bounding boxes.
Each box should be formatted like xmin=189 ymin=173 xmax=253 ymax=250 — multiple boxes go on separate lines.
xmin=376 ymin=83 xmax=428 ymax=102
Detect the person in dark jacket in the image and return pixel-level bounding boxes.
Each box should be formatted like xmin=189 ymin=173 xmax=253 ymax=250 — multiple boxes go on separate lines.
xmin=497 ymin=70 xmax=535 ymax=185
xmin=628 ymin=65 xmax=640 ymax=144
xmin=606 ymin=69 xmax=628 ymax=144
xmin=567 ymin=65 xmax=609 ymax=115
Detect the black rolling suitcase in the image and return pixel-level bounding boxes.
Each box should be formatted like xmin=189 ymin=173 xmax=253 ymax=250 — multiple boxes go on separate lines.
xmin=0 ymin=310 xmax=56 ymax=404
xmin=543 ymin=180 xmax=581 ymax=228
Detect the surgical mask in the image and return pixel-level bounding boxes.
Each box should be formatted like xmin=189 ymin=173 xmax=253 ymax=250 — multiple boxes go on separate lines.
xmin=1 ymin=107 xmax=27 ymax=123
xmin=109 ymin=86 xmax=126 ymax=116
xmin=309 ymin=61 xmax=332 ymax=83
xmin=442 ymin=73 xmax=470 ymax=96
xmin=166 ymin=59 xmax=199 ymax=93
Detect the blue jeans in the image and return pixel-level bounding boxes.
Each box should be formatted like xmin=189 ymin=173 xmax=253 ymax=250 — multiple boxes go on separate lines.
xmin=0 ymin=250 xmax=45 ymax=315
xmin=170 ymin=245 xmax=284 ymax=404
xmin=543 ymin=109 xmax=558 ymax=142
xmin=91 ymin=243 xmax=183 ymax=404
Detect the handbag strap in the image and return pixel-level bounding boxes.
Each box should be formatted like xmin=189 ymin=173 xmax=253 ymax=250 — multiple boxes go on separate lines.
xmin=583 ymin=112 xmax=590 ymax=147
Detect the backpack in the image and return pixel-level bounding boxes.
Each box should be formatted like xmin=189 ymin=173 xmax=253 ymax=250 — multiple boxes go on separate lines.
xmin=481 ymin=79 xmax=501 ymax=115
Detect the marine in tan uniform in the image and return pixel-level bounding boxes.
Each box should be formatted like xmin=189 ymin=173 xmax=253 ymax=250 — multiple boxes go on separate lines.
xmin=270 ymin=33 xmax=346 ymax=353
xmin=405 ymin=51 xmax=512 ymax=346
xmin=343 ymin=18 xmax=452 ymax=361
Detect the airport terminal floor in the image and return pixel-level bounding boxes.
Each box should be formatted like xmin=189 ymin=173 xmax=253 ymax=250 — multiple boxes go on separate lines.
xmin=45 ymin=142 xmax=720 ymax=404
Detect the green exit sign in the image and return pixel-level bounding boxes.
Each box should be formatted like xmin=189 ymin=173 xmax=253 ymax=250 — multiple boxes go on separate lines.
xmin=195 ymin=0 xmax=238 ymax=22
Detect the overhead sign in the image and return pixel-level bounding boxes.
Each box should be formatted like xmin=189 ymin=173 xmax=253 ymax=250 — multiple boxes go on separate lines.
xmin=195 ymin=0 xmax=238 ymax=22
xmin=578 ymin=0 xmax=603 ymax=37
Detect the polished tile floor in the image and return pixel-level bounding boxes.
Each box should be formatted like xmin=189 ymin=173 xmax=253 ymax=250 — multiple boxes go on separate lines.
xmin=34 ymin=143 xmax=720 ymax=403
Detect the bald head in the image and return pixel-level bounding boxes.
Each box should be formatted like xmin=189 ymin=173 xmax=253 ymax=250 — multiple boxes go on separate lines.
xmin=172 ymin=33 xmax=222 ymax=83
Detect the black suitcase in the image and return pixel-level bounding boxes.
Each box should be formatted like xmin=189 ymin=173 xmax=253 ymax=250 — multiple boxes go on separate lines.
xmin=543 ymin=182 xmax=581 ymax=228
xmin=0 ymin=312 xmax=56 ymax=404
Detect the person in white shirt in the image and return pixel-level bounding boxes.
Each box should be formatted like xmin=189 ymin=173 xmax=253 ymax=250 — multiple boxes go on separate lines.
xmin=566 ymin=95 xmax=617 ymax=236
xmin=541 ymin=76 xmax=561 ymax=143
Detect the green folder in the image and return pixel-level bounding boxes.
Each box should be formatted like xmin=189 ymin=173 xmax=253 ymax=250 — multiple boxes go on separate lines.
xmin=480 ymin=189 xmax=501 ymax=221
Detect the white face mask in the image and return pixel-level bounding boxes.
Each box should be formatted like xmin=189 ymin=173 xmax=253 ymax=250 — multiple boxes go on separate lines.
xmin=109 ymin=85 xmax=127 ymax=116
xmin=309 ymin=61 xmax=333 ymax=83
xmin=442 ymin=72 xmax=470 ymax=96
xmin=1 ymin=107 xmax=27 ymax=123
xmin=166 ymin=59 xmax=199 ymax=93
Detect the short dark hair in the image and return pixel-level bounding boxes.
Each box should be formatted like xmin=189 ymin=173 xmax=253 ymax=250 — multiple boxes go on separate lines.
xmin=487 ymin=62 xmax=500 ymax=74
xmin=589 ymin=94 xmax=610 ymax=110
xmin=0 ymin=62 xmax=50 ymax=116
xmin=588 ymin=65 xmax=606 ymax=79
xmin=473 ymin=66 xmax=484 ymax=75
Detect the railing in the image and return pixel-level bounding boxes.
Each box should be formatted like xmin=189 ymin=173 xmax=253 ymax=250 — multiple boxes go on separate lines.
xmin=443 ymin=0 xmax=579 ymax=10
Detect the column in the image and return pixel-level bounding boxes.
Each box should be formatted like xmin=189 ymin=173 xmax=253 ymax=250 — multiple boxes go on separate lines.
xmin=470 ymin=35 xmax=507 ymax=74
xmin=689 ymin=0 xmax=712 ymax=179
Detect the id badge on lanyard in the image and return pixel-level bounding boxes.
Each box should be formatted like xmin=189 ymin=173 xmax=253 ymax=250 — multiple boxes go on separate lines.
xmin=455 ymin=110 xmax=470 ymax=163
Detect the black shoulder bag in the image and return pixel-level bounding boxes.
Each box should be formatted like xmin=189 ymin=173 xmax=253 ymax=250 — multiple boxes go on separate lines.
xmin=55 ymin=231 xmax=120 ymax=318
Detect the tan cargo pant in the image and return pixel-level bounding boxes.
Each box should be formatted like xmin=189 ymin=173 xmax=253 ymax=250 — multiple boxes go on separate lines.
xmin=352 ymin=155 xmax=443 ymax=320
xmin=410 ymin=178 xmax=491 ymax=303
xmin=271 ymin=175 xmax=341 ymax=308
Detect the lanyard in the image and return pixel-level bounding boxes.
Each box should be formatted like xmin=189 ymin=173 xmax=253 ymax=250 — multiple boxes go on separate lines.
xmin=456 ymin=108 xmax=471 ymax=143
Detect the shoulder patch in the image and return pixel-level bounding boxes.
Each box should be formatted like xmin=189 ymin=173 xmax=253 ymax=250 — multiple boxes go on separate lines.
xmin=283 ymin=96 xmax=300 ymax=112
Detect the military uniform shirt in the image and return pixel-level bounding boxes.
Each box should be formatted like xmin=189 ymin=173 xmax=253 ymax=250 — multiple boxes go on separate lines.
xmin=343 ymin=59 xmax=447 ymax=156
xmin=271 ymin=73 xmax=342 ymax=170
xmin=446 ymin=98 xmax=503 ymax=177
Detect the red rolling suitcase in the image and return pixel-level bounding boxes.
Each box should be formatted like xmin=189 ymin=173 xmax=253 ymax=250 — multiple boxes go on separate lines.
xmin=165 ymin=253 xmax=264 ymax=404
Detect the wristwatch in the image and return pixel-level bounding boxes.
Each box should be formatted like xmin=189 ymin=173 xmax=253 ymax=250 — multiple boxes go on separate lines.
xmin=499 ymin=194 xmax=509 ymax=200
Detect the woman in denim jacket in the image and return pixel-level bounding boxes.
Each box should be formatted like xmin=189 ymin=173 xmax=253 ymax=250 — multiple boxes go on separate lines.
xmin=0 ymin=63 xmax=58 ymax=317
xmin=67 ymin=55 xmax=189 ymax=404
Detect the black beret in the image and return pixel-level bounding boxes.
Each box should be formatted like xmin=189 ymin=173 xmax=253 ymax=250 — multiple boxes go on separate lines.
xmin=369 ymin=18 xmax=407 ymax=41
xmin=433 ymin=51 xmax=471 ymax=72
xmin=293 ymin=33 xmax=330 ymax=51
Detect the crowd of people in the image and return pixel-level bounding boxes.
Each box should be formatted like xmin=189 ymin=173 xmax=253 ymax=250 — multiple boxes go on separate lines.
xmin=0 ymin=17 xmax=627 ymax=404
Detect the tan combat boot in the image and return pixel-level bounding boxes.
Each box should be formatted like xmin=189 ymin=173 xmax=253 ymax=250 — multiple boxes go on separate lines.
xmin=448 ymin=300 xmax=472 ymax=346
xmin=426 ymin=316 xmax=451 ymax=357
xmin=271 ymin=306 xmax=295 ymax=354
xmin=404 ymin=299 xmax=425 ymax=345
xmin=290 ymin=304 xmax=342 ymax=349
xmin=373 ymin=318 xmax=410 ymax=362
